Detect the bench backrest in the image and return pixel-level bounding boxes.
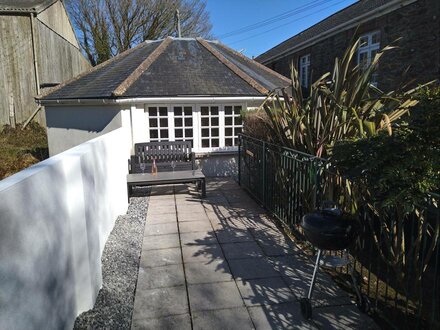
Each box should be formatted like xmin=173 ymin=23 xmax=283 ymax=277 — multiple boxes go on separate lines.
xmin=129 ymin=141 xmax=195 ymax=173
xmin=134 ymin=141 xmax=193 ymax=162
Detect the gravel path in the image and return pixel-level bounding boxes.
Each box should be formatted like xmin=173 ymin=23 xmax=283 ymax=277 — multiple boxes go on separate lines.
xmin=74 ymin=190 xmax=149 ymax=329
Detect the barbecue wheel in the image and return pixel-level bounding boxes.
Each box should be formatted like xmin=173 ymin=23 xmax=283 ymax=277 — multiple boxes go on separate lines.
xmin=356 ymin=294 xmax=371 ymax=313
xmin=300 ymin=298 xmax=313 ymax=319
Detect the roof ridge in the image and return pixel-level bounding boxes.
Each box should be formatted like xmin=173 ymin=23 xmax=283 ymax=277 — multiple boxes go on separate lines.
xmin=196 ymin=38 xmax=269 ymax=95
xmin=112 ymin=37 xmax=173 ymax=96
xmin=214 ymin=41 xmax=291 ymax=84
xmin=36 ymin=40 xmax=150 ymax=100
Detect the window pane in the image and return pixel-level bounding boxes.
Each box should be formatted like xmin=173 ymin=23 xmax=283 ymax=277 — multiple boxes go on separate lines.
xmin=202 ymin=128 xmax=209 ymax=137
xmin=149 ymin=118 xmax=157 ymax=127
xmin=212 ymin=128 xmax=219 ymax=137
xmin=234 ymin=106 xmax=241 ymax=115
xmin=174 ymin=107 xmax=182 ymax=116
xmin=201 ymin=106 xmax=209 ymax=116
xmin=225 ymin=127 xmax=233 ymax=136
xmin=150 ymin=130 xmax=158 ymax=139
xmin=175 ymin=129 xmax=183 ymax=138
xmin=225 ymin=106 xmax=233 ymax=115
xmin=211 ymin=117 xmax=219 ymax=126
xmin=225 ymin=117 xmax=233 ymax=125
xmin=185 ymin=129 xmax=193 ymax=137
xmin=235 ymin=116 xmax=242 ymax=125
xmin=184 ymin=107 xmax=192 ymax=116
xmin=185 ymin=117 xmax=192 ymax=126
xmin=235 ymin=127 xmax=242 ymax=135
xmin=225 ymin=138 xmax=233 ymax=147
xmin=201 ymin=117 xmax=209 ymax=126
xmin=212 ymin=139 xmax=219 ymax=147
xmin=174 ymin=118 xmax=183 ymax=127
xmin=202 ymin=139 xmax=209 ymax=147
xmin=159 ymin=107 xmax=167 ymax=116
xmin=372 ymin=31 xmax=380 ymax=44
xmin=149 ymin=107 xmax=157 ymax=116
xmin=160 ymin=129 xmax=168 ymax=139
xmin=211 ymin=106 xmax=219 ymax=115
xmin=160 ymin=118 xmax=168 ymax=127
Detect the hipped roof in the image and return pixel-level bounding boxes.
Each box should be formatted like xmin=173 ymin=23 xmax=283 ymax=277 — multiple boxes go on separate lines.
xmin=38 ymin=37 xmax=290 ymax=101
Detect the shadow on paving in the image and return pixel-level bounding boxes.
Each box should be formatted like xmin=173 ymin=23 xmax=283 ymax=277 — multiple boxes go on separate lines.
xmin=132 ymin=178 xmax=377 ymax=329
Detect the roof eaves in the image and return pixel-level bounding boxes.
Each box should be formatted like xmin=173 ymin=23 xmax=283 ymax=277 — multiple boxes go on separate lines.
xmin=197 ymin=38 xmax=269 ymax=95
xmin=112 ymin=37 xmax=173 ymax=97
xmin=36 ymin=40 xmax=155 ymax=100
xmin=213 ymin=41 xmax=291 ymax=84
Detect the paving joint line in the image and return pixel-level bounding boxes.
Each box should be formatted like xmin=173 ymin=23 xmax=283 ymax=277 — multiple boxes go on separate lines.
xmin=174 ymin=185 xmax=195 ymax=330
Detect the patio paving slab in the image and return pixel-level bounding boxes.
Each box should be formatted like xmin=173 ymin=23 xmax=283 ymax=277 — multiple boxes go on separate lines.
xmin=142 ymin=233 xmax=180 ymax=250
xmin=177 ymin=212 xmax=210 ymax=222
xmin=131 ymin=178 xmax=378 ymax=329
xmin=236 ymin=277 xmax=296 ymax=307
xmin=132 ymin=313 xmax=192 ymax=330
xmin=184 ymin=259 xmax=233 ymax=284
xmin=140 ymin=247 xmax=182 ymax=268
xmin=180 ymin=231 xmax=218 ymax=246
xmin=188 ymin=282 xmax=244 ymax=312
xmin=136 ymin=264 xmax=185 ymax=290
xmin=144 ymin=222 xmax=178 ymax=236
xmin=221 ymin=241 xmax=265 ymax=259
xmin=228 ymin=257 xmax=280 ymax=280
xmin=192 ymin=308 xmax=254 ymax=330
xmin=132 ymin=285 xmax=188 ymax=320
xmin=179 ymin=220 xmax=213 ymax=233
xmin=182 ymin=243 xmax=225 ymax=264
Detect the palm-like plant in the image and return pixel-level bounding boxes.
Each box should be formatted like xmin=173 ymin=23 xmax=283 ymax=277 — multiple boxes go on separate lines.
xmin=260 ymin=39 xmax=423 ymax=158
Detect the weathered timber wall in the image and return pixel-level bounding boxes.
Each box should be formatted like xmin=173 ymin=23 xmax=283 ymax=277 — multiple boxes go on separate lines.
xmin=0 ymin=6 xmax=90 ymax=127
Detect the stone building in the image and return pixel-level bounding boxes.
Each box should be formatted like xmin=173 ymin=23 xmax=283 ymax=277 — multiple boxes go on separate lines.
xmin=0 ymin=0 xmax=90 ymax=126
xmin=256 ymin=0 xmax=440 ymax=92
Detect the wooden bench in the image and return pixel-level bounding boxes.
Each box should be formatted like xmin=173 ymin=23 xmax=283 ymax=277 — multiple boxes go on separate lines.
xmin=127 ymin=141 xmax=206 ymax=198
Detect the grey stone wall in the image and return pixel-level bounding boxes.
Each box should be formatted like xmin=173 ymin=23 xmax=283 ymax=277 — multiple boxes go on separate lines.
xmin=265 ymin=0 xmax=440 ymax=92
xmin=196 ymin=152 xmax=238 ymax=178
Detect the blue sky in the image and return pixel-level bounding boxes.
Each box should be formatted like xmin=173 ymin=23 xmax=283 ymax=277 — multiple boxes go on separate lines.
xmin=206 ymin=0 xmax=357 ymax=58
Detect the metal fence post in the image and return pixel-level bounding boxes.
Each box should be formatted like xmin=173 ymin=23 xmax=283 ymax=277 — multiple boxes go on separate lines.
xmin=262 ymin=141 xmax=266 ymax=205
xmin=238 ymin=134 xmax=241 ymax=186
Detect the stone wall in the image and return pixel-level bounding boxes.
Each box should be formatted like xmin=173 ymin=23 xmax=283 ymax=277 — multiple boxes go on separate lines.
xmin=265 ymin=0 xmax=440 ymax=92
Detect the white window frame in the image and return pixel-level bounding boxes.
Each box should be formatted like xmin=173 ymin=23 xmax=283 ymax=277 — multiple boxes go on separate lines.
xmin=145 ymin=105 xmax=171 ymax=142
xmin=299 ymin=54 xmax=311 ymax=88
xmin=357 ymin=31 xmax=380 ymax=86
xmin=172 ymin=105 xmax=195 ymax=145
xmin=144 ymin=103 xmax=245 ymax=153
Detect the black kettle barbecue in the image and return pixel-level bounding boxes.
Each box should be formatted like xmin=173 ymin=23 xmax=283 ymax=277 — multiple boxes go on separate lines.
xmin=299 ymin=207 xmax=370 ymax=319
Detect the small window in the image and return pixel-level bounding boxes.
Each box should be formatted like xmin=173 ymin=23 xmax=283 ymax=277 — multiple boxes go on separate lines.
xmin=299 ymin=54 xmax=310 ymax=88
xmin=357 ymin=31 xmax=380 ymax=86
xmin=200 ymin=105 xmax=221 ymax=148
xmin=173 ymin=106 xmax=193 ymax=144
xmin=148 ymin=106 xmax=168 ymax=142
xmin=224 ymin=105 xmax=243 ymax=147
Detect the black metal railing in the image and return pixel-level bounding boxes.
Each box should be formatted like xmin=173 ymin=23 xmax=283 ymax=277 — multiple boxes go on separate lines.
xmin=238 ymin=134 xmax=440 ymax=329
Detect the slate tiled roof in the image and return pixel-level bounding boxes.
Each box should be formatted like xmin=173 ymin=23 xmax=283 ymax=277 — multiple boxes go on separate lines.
xmin=38 ymin=37 xmax=290 ymax=101
xmin=256 ymin=0 xmax=392 ymax=64
xmin=0 ymin=0 xmax=57 ymax=13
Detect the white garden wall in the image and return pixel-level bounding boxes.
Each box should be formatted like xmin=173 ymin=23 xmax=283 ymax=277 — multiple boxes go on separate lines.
xmin=0 ymin=127 xmax=130 ymax=330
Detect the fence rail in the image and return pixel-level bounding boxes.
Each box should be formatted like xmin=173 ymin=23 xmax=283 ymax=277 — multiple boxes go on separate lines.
xmin=238 ymin=134 xmax=440 ymax=329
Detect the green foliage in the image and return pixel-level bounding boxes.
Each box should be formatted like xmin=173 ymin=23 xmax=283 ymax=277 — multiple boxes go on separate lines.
xmin=261 ymin=39 xmax=424 ymax=158
xmin=0 ymin=122 xmax=48 ymax=179
xmin=331 ymin=86 xmax=440 ymax=213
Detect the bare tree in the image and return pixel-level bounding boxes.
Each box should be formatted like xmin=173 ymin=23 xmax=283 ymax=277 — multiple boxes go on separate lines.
xmin=66 ymin=0 xmax=212 ymax=66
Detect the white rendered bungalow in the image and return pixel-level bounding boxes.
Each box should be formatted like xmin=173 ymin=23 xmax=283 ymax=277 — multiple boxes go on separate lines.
xmin=37 ymin=37 xmax=290 ymax=176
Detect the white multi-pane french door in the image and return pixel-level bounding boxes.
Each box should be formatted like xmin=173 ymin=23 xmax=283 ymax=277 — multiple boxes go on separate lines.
xmin=145 ymin=103 xmax=244 ymax=152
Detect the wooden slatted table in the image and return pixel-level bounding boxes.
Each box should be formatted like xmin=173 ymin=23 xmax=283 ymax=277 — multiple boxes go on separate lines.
xmin=127 ymin=170 xmax=206 ymax=200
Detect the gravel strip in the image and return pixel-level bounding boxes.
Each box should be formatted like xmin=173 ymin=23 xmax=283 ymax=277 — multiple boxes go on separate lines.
xmin=74 ymin=189 xmax=150 ymax=329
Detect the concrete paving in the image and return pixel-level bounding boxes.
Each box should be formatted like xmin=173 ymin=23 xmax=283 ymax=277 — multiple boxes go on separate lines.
xmin=131 ymin=178 xmax=378 ymax=329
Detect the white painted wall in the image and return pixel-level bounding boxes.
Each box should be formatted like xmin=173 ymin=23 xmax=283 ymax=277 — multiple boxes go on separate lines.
xmin=0 ymin=127 xmax=130 ymax=330
xmin=45 ymin=105 xmax=123 ymax=156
